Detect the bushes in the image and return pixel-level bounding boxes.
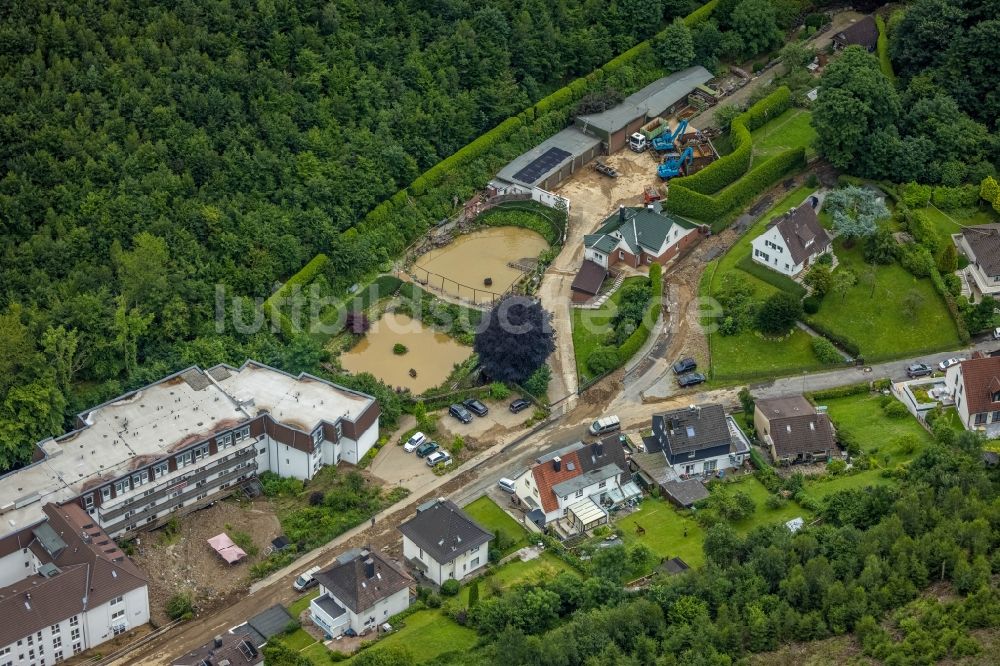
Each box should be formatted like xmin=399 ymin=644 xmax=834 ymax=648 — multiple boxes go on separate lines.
xmin=440 ymin=579 xmax=461 ymax=597
xmin=981 ymin=176 xmax=1000 ymax=213
xmin=810 ymin=383 xmax=870 ymax=401
xmin=901 ymin=182 xmax=931 ymax=208
xmin=617 ymin=263 xmax=662 ymax=365
xmin=875 ymin=16 xmax=896 ymax=85
xmin=931 ymin=184 xmax=980 ymax=210
xmin=899 ymin=245 xmax=935 ymax=278
xmin=882 ymin=400 xmax=909 ymax=418
xmin=930 ymin=267 xmax=971 ymax=344
xmin=802 ymin=319 xmax=861 ymax=358
xmin=587 ymin=347 xmax=621 ymax=375
xmin=803 ymin=296 xmax=821 ymax=314
xmin=166 ymin=592 xmax=195 ymax=620
xmin=812 ymin=337 xmax=842 ymax=364
xmin=684 ymin=0 xmax=720 ymax=27
xmin=263 ymin=253 xmax=331 ymax=337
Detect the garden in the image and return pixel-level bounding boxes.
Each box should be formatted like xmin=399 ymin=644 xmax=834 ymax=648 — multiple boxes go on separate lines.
xmin=571 ymin=270 xmax=660 ymax=385
xmin=749 ymin=107 xmax=817 ymax=162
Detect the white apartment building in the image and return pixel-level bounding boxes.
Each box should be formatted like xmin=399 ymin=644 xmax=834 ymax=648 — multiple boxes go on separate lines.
xmin=0 ymin=360 xmax=381 ymax=540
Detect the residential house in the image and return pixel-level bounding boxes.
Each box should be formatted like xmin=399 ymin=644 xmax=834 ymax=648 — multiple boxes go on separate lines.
xmin=650 ymin=404 xmax=750 ymax=478
xmin=833 ymin=15 xmax=878 ymax=51
xmin=514 ymin=438 xmax=639 ymax=532
xmin=398 ymin=499 xmax=493 ymax=585
xmin=584 ymin=206 xmax=701 ymax=270
xmin=0 ymin=503 xmax=149 ymax=663
xmin=957 ymin=224 xmax=1000 ymax=301
xmin=751 ymin=201 xmax=831 ymax=276
xmin=754 ymin=396 xmax=838 ymax=464
xmin=946 ymin=356 xmax=1000 ymax=436
xmin=309 ymin=549 xmax=411 ymax=639
xmin=0 ymin=360 xmax=381 ymax=542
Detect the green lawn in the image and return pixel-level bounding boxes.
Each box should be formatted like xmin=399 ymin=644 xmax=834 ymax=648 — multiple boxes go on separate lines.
xmin=808 ymin=240 xmax=962 ymax=361
xmin=807 ymin=470 xmax=894 ymax=498
xmin=611 ymin=497 xmax=706 ymax=569
xmin=491 ymin=551 xmax=578 ymax=586
xmin=750 ymin=108 xmax=818 ymax=161
xmin=572 ymin=276 xmax=650 ymax=383
xmin=288 ymin=589 xmax=319 ymax=619
xmin=704 ymin=186 xmax=826 ymax=379
xmin=462 ymin=496 xmax=529 ymax=557
xmin=281 ymin=628 xmax=319 ymax=651
xmin=720 ymin=475 xmax=808 ymax=534
xmin=820 ymin=392 xmax=935 ymax=468
xmin=346 ymin=610 xmax=478 ymax=664
xmin=920 ymin=205 xmax=999 ymax=238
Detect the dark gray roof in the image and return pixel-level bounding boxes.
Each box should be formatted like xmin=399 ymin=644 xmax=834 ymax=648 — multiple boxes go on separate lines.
xmin=590 ymin=207 xmax=696 ymax=256
xmin=170 ymin=632 xmax=261 ymax=666
xmin=769 ymin=204 xmax=830 ymax=266
xmin=962 ymin=224 xmax=1000 ymax=277
xmin=496 ymin=127 xmax=601 ymax=186
xmin=767 ymin=413 xmax=836 ymax=458
xmin=663 ymin=479 xmax=710 ymax=507
xmin=652 ymin=404 xmax=731 ymax=456
xmin=660 ymin=557 xmax=691 ymax=575
xmin=313 ymin=595 xmax=347 ymax=621
xmin=397 ymin=499 xmax=493 ymax=564
xmin=571 ymin=260 xmax=607 ymax=296
xmin=32 ymin=521 xmax=67 ymax=559
xmin=836 ymin=15 xmax=878 ymax=49
xmin=314 ymin=549 xmax=411 ymax=614
xmin=551 ymin=463 xmax=621 ymax=497
xmin=576 ymin=66 xmax=712 ymax=133
xmin=247 ymin=604 xmax=293 ymax=641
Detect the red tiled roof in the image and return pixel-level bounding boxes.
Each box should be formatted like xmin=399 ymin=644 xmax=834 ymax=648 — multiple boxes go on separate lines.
xmin=531 ymin=451 xmax=583 ymax=513
xmin=959 ymin=357 xmax=1000 ymax=415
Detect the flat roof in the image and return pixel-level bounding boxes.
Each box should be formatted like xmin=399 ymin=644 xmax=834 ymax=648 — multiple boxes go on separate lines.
xmin=0 ymin=361 xmax=374 ymax=535
xmin=576 ymin=66 xmax=713 ymax=134
xmin=496 ymin=127 xmax=601 ymax=187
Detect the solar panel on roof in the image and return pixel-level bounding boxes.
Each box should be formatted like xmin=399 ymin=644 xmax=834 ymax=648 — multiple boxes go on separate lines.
xmin=512 ymin=147 xmax=572 ymax=184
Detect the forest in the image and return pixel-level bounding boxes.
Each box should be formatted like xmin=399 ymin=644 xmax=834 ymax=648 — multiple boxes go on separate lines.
xmin=0 ymin=0 xmax=705 ymax=469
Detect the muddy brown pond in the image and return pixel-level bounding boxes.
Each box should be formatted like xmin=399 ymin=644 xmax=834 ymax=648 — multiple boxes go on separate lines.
xmin=339 ymin=313 xmax=472 ymax=393
xmin=413 ymin=226 xmax=549 ymax=303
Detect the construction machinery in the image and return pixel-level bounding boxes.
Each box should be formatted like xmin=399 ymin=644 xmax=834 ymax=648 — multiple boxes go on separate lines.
xmin=651 ymin=118 xmax=689 ymax=152
xmin=642 ymin=186 xmax=662 ymax=204
xmin=657 ymin=147 xmax=694 ymax=180
xmin=640 ymin=117 xmax=668 ymax=140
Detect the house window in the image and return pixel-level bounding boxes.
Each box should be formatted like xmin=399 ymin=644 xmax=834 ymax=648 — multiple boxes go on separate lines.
xmin=51 ymin=624 xmax=60 ymax=634
xmin=598 ymin=480 xmax=606 ymax=488
xmin=975 ymin=413 xmax=987 ymax=425
xmin=52 ymin=637 xmax=61 ymax=650
xmin=72 ymin=643 xmax=81 ymax=655
xmin=312 ymin=428 xmax=323 ymax=445
xmin=704 ymin=460 xmax=718 ymax=472
xmin=176 ymin=450 xmax=193 ymax=468
xmin=784 ymin=264 xmax=789 ymax=270
xmin=111 ymin=609 xmax=125 ymax=620
xmin=83 ymin=494 xmax=94 ymax=509
xmin=69 ymin=617 xmax=78 ymax=628
xmin=114 ymin=478 xmax=131 ymax=494
xmin=54 ymin=651 xmax=63 ymax=663
xmin=193 ymin=444 xmax=209 ymax=461
xmin=153 ymin=461 xmax=168 ymax=479
xmin=70 ymin=629 xmax=79 ymax=642
xmin=575 ymin=489 xmax=583 ymax=498
xmin=993 ymin=411 xmax=1000 ymax=422
xmin=101 ymin=486 xmax=111 ymax=502
xmin=471 ymin=557 xmax=480 ymax=567
xmin=235 ymin=426 xmax=251 ymax=442
xmin=993 ymin=391 xmax=1000 ymax=402
xmin=619 ymin=251 xmax=624 ymax=260
xmin=471 ymin=544 xmax=480 ymax=553
xmin=217 ymin=433 xmax=233 ymax=449
xmin=111 ymin=595 xmax=123 ymax=606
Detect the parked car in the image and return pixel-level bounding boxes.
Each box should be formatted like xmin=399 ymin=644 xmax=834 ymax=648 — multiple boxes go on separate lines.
xmin=588 ymin=415 xmax=621 ymax=436
xmin=906 ymin=363 xmax=932 ymax=378
xmin=463 ymin=398 xmax=489 ymax=417
xmin=426 ymin=450 xmax=452 ymax=467
xmin=677 ymin=372 xmax=706 ymax=387
xmin=497 ymin=477 xmax=516 ymax=493
xmin=403 ymin=431 xmax=426 ymax=453
xmin=994 ymin=327 xmax=1000 ymax=340
xmin=509 ymin=398 xmax=532 ymax=413
xmin=448 ymin=404 xmax=473 ymax=423
xmin=293 ymin=566 xmax=321 ymax=591
xmin=415 ymin=440 xmax=439 ymax=458
xmin=672 ymin=357 xmax=697 ymax=375
xmin=938 ymin=357 xmax=964 ymax=371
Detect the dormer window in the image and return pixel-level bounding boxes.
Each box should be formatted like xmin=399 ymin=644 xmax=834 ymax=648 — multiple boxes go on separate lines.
xmin=312 ymin=428 xmax=324 ymax=445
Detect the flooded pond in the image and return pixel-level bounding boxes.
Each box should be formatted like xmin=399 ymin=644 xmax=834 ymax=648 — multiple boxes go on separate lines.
xmin=413 ymin=226 xmax=549 ymax=303
xmin=339 ymin=313 xmax=472 ymax=393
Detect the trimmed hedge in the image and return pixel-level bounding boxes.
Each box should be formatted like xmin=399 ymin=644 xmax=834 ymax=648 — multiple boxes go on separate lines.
xmin=618 ymin=263 xmax=663 ymax=364
xmin=931 ymin=184 xmax=980 ymax=210
xmin=809 ymin=382 xmax=870 ymax=401
xmin=684 ymin=0 xmax=720 ymax=26
xmin=875 ymin=15 xmax=896 ymax=86
xmin=666 ymin=147 xmax=806 ymax=222
xmin=735 ymin=254 xmax=807 ymax=298
xmin=263 ymin=253 xmax=330 ymax=336
xmin=930 ymin=266 xmax=971 ymax=344
xmin=671 ymin=87 xmax=791 ymax=196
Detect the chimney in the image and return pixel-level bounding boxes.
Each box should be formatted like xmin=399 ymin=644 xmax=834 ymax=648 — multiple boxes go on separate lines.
xmin=364 ymin=557 xmax=376 ymax=579
xmin=552 ymin=456 xmax=562 ymax=472
xmin=619 ymin=205 xmax=626 ymax=223
xmin=214 ymin=635 xmax=223 ymax=648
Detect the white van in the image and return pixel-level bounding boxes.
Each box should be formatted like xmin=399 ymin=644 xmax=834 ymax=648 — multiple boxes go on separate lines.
xmin=497 ymin=478 xmax=516 ymax=494
xmin=588 ymin=415 xmax=621 ymax=436
xmin=293 ymin=565 xmax=321 ymax=591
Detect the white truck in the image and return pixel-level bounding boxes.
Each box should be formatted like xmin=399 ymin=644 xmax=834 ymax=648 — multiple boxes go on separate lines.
xmin=628 ymin=133 xmax=648 ymax=152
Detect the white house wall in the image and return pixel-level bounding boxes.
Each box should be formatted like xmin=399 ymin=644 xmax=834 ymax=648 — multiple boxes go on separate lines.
xmin=344 ymin=587 xmax=410 ymax=633
xmin=83 ymin=586 xmax=150 ymax=650
xmin=0 ymin=548 xmax=39 ymax=589
xmin=669 ymin=452 xmax=744 ymax=477
xmin=751 ymin=228 xmax=800 ymax=276
xmin=402 ymin=536 xmax=486 ymax=585
xmin=584 ymin=248 xmax=609 ymax=267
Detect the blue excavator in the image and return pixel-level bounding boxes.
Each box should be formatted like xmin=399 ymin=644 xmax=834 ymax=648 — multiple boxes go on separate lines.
xmin=657 ymin=146 xmax=694 ymax=180
xmin=651 ymin=118 xmax=689 ymax=152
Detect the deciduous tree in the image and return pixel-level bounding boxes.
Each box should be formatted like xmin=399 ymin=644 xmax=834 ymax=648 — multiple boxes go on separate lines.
xmin=475 ymin=297 xmax=555 ymax=384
